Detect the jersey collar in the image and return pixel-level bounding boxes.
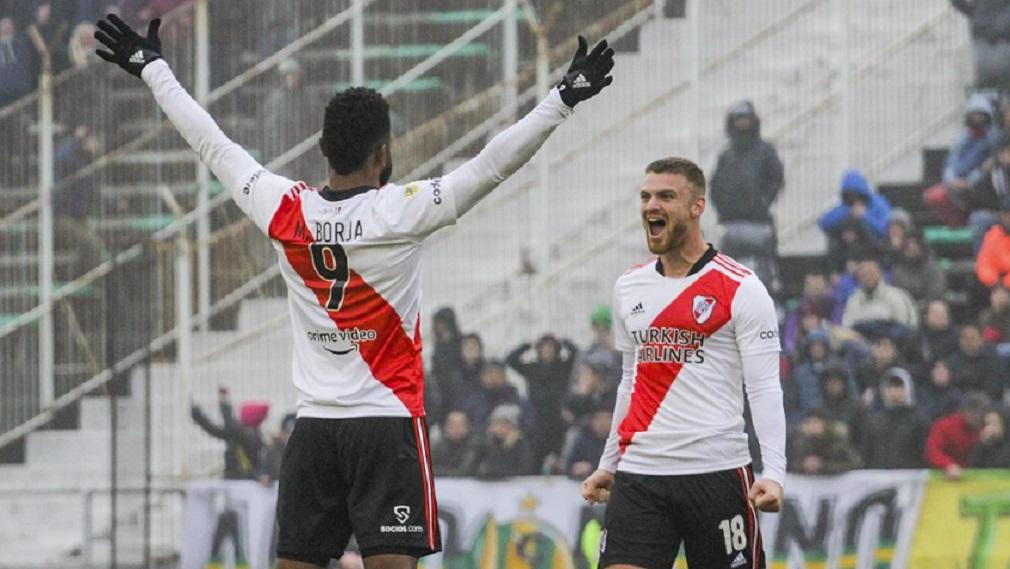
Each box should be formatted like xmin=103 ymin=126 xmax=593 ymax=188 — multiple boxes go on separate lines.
xmin=655 ymin=244 xmax=718 ymax=277
xmin=319 ymin=185 xmax=374 ymax=202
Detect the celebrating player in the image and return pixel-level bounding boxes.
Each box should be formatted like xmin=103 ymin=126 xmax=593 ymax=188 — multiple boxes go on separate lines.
xmin=93 ymin=15 xmax=614 ymax=569
xmin=580 ymin=158 xmax=786 ymax=569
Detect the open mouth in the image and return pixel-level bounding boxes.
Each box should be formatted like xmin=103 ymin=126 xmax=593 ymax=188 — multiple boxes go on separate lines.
xmin=646 ymin=217 xmax=667 ymax=238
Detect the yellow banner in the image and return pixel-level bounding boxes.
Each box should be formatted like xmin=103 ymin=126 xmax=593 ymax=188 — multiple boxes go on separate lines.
xmin=907 ymin=470 xmax=1010 ymax=569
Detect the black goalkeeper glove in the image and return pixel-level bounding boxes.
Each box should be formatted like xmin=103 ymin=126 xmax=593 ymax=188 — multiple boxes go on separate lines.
xmin=557 ymin=35 xmax=615 ymax=108
xmin=94 ymin=14 xmax=163 ymax=78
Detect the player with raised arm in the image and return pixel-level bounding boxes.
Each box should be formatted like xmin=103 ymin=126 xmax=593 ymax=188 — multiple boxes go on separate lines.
xmin=93 ymin=14 xmax=614 ymax=569
xmin=580 ymin=158 xmax=786 ymax=569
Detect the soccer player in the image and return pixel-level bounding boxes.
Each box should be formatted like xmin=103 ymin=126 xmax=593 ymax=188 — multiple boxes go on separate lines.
xmin=93 ymin=15 xmax=614 ymax=569
xmin=580 ymin=158 xmax=786 ymax=569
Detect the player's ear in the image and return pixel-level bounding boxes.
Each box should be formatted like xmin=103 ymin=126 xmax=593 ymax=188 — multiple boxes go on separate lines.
xmin=691 ymin=195 xmax=706 ymax=218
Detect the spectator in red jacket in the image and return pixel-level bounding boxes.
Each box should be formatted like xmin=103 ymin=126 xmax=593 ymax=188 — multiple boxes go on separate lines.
xmin=925 ymin=391 xmax=989 ymax=480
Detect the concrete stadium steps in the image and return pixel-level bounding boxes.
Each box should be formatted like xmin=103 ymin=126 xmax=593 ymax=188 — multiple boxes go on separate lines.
xmin=419 ymin=1 xmax=966 ymax=349
xmin=0 ymin=297 xmax=296 ymax=568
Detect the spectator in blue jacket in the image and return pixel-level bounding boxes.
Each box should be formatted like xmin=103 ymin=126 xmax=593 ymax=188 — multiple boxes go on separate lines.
xmin=819 ymin=170 xmax=892 ymax=271
xmin=924 ymin=93 xmax=1000 ymax=226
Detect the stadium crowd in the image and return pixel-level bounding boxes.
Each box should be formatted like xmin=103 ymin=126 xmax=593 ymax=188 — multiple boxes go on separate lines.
xmin=0 ymin=1 xmax=194 ymax=107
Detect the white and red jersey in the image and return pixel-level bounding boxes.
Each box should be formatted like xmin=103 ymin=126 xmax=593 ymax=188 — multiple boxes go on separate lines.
xmin=236 ymin=173 xmax=457 ymax=419
xmin=599 ymin=248 xmax=786 ymax=481
xmin=141 ymin=59 xmax=572 ymax=421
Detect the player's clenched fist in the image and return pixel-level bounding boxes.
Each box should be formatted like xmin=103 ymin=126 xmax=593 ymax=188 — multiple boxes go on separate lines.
xmin=581 ymin=469 xmax=615 ymax=504
xmin=747 ymin=478 xmax=784 ymax=513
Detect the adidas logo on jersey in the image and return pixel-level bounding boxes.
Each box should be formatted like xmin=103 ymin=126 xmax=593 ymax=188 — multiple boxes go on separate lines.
xmin=129 ymin=50 xmax=146 ymax=64
xmin=630 ymin=301 xmax=645 ymax=316
xmin=730 ymin=552 xmax=747 ymax=568
xmin=572 ymin=73 xmax=590 ymax=89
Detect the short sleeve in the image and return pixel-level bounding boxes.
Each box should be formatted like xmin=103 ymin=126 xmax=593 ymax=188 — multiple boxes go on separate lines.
xmin=612 ymin=282 xmax=636 ymax=353
xmin=232 ymin=167 xmax=300 ymax=234
xmin=373 ymin=177 xmax=459 ymax=240
xmin=732 ymin=276 xmax=781 ymax=357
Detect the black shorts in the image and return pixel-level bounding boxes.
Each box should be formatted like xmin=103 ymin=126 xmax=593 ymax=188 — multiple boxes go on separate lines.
xmin=275 ymin=416 xmax=441 ymax=565
xmin=599 ymin=466 xmax=765 ymax=569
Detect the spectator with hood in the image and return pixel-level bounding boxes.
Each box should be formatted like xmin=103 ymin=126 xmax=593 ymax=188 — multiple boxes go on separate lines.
xmin=784 ymin=328 xmax=835 ymax=424
xmin=441 ymin=332 xmax=485 ymax=413
xmin=923 ymin=93 xmax=999 ymax=226
xmin=962 ymin=133 xmax=1010 ymax=252
xmin=926 ymin=391 xmax=989 ymax=480
xmin=882 ymin=209 xmax=914 ymax=268
xmin=430 ymin=306 xmax=463 ymax=390
xmin=190 ymin=387 xmax=269 ymax=480
xmin=0 ymin=16 xmax=34 ymax=108
xmin=506 ymin=334 xmax=578 ymax=465
xmin=891 ymin=233 xmax=947 ymax=306
xmin=951 ymin=0 xmax=1010 ymax=89
xmin=818 ymin=366 xmax=862 ymax=439
xmin=709 ymin=100 xmax=785 ymax=284
xmin=945 ymin=324 xmax=1006 ymax=400
xmin=819 ymin=170 xmax=891 ymax=271
xmin=860 ymin=369 xmax=930 ymax=468
xmin=969 ymin=408 xmax=1010 ymax=468
xmin=976 ymin=204 xmax=1010 ymax=290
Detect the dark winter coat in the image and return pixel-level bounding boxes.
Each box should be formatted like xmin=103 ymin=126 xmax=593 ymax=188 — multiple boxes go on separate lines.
xmin=860 ymin=406 xmax=930 ymax=468
xmin=191 ymin=401 xmax=266 ymax=480
xmin=710 ymin=101 xmax=785 ymax=224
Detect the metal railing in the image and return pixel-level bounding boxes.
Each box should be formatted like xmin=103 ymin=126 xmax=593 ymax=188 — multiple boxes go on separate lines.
xmin=0 ymin=0 xmax=643 ymax=451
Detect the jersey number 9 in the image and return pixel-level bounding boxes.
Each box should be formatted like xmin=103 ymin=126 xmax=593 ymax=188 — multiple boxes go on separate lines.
xmin=309 ymin=243 xmax=349 ymax=311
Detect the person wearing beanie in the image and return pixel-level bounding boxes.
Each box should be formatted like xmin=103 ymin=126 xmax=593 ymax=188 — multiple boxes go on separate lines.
xmin=472 ymin=404 xmax=535 ymax=479
xmin=190 ymin=387 xmax=270 ymax=569
xmin=190 ymin=387 xmax=268 ymax=480
xmin=581 ymin=305 xmax=622 ymax=386
xmin=859 ymin=369 xmax=930 ymax=469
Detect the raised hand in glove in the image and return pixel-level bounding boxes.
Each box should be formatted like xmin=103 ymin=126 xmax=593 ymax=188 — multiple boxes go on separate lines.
xmin=94 ymin=14 xmax=163 ymax=78
xmin=557 ymin=35 xmax=615 ymax=108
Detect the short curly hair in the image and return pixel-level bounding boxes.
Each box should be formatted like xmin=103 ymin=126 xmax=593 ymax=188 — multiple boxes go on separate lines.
xmin=319 ymin=87 xmax=391 ymax=174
